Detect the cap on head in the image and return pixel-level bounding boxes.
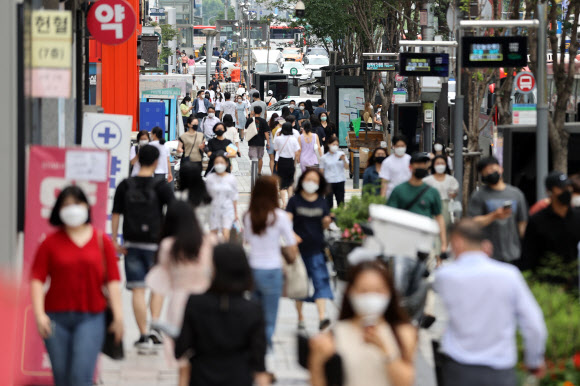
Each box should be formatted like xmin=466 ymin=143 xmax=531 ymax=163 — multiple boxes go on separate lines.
xmin=545 ymin=171 xmax=570 ymax=191
xmin=410 ymin=152 xmax=430 ymax=164
xmin=268 ymin=90 xmax=273 ymax=95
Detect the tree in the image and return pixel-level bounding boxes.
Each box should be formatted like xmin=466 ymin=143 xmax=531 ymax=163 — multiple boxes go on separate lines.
xmin=160 ymin=24 xmax=178 ymax=65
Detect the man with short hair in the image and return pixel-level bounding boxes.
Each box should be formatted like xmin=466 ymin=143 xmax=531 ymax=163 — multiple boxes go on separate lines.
xmin=251 ymin=92 xmax=268 ymax=119
xmin=380 ymin=134 xmax=411 ymax=198
xmin=521 ymin=171 xmax=580 ymax=283
xmin=245 ymin=105 xmax=271 ymax=176
xmin=467 ymin=156 xmax=528 ymax=262
xmin=193 ymin=90 xmax=210 ymax=119
xmin=112 ymin=145 xmax=175 ymax=352
xmin=387 ymin=152 xmax=446 ymax=252
xmin=209 ymin=74 xmax=219 ymax=91
xmin=313 ymin=98 xmax=327 ymax=117
xmin=200 ymin=106 xmax=220 ymax=139
xmin=266 ymin=90 xmax=277 ymax=106
xmin=220 ymin=91 xmax=237 ymax=121
xmin=434 ymin=219 xmax=546 ymax=386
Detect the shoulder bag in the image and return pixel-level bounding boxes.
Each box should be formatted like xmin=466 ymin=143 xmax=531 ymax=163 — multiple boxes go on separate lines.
xmin=403 ymin=185 xmax=431 ymax=211
xmin=245 ymin=118 xmax=258 ymax=142
xmin=97 ymin=233 xmax=125 ymax=360
xmin=181 ymin=133 xmax=203 ymax=163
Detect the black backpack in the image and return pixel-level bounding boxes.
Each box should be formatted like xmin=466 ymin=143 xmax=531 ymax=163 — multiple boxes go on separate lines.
xmin=122 ymin=178 xmax=163 ymax=243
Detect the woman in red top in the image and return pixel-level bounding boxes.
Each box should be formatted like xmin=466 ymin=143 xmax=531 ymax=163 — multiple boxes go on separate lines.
xmin=30 ymin=186 xmax=124 ymax=386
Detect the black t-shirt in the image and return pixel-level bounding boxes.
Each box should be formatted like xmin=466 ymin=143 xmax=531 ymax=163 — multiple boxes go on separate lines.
xmin=286 ymin=194 xmax=329 ymax=256
xmin=207 ymin=137 xmax=232 ymax=155
xmin=246 ymin=117 xmax=270 ymax=147
xmin=113 ymin=177 xmax=174 ymax=214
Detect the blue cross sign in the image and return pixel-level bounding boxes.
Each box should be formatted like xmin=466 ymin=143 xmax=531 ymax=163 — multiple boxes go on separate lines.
xmin=91 ymin=121 xmax=122 ymax=150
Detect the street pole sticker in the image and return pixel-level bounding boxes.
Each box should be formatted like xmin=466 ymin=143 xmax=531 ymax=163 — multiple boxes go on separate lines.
xmin=514 ymin=71 xmax=536 ymax=95
xmin=87 ymin=0 xmax=137 ymax=45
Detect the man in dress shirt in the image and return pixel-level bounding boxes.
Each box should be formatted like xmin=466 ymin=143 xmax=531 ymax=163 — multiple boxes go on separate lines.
xmin=434 ymin=219 xmax=547 ymax=386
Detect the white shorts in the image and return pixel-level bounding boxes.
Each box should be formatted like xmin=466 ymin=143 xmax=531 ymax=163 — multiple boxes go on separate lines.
xmin=209 ymin=206 xmax=235 ymax=230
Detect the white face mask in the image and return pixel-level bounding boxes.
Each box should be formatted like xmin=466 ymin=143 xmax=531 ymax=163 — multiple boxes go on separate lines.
xmin=214 ymin=163 xmax=227 ymax=174
xmin=572 ymin=195 xmax=580 ymax=207
xmin=289 ymin=104 xmax=296 ymax=109
xmin=329 ymin=145 xmax=339 ymax=153
xmin=377 ymin=108 xmax=381 ymax=112
xmin=138 ymin=140 xmax=149 ymax=147
xmin=434 ymin=144 xmax=443 ymax=152
xmin=434 ymin=164 xmax=447 ymax=174
xmin=208 ymin=113 xmax=215 ymax=118
xmin=299 ymin=105 xmax=305 ymax=110
xmin=394 ymin=147 xmax=407 ymax=157
xmin=349 ymin=293 xmax=391 ymax=326
xmin=60 ymin=204 xmax=89 ymax=227
xmin=302 ymin=181 xmax=319 ymax=194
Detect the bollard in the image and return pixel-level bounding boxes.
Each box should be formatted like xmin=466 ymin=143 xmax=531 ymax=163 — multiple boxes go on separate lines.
xmin=250 ymin=159 xmax=258 ymax=191
xmin=352 ymin=150 xmax=360 ymax=189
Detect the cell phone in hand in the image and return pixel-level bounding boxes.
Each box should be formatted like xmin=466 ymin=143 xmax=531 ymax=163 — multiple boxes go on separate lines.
xmin=503 ymin=201 xmax=512 ymax=210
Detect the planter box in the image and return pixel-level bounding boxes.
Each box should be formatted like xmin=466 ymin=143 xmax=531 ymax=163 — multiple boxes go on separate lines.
xmin=330 ymin=240 xmax=362 ymax=280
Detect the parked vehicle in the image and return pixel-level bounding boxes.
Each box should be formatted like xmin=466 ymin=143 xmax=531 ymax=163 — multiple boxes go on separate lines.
xmin=303 ymin=55 xmax=329 ymax=79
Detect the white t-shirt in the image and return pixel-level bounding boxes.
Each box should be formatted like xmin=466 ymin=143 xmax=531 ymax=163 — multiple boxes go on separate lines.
xmin=221 ymin=100 xmax=237 ymax=120
xmin=243 ymin=208 xmax=296 ymax=270
xmin=208 ymin=90 xmax=216 ymax=103
xmin=379 ymin=153 xmax=411 ymax=198
xmin=149 ymin=140 xmax=170 ymax=175
xmin=215 ymin=99 xmax=223 ymax=111
xmin=225 ymin=126 xmax=240 ymax=145
xmin=236 ymin=87 xmax=246 ymax=96
xmin=130 ymin=145 xmax=141 ymax=176
xmin=274 ymin=135 xmax=300 ymax=160
xmin=275 ymin=128 xmax=300 ymax=139
xmin=423 ymin=174 xmax=460 ymax=201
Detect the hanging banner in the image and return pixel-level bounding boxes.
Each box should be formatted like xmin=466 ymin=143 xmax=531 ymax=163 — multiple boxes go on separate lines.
xmin=15 ymin=146 xmax=109 ymax=386
xmin=82 ymin=112 xmax=132 ymax=237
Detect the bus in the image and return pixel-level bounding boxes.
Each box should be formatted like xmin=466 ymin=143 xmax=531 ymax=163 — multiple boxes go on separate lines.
xmin=269 ymin=25 xmax=304 ymax=47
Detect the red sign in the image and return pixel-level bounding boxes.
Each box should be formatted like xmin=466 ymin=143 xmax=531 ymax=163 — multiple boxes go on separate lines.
xmin=87 ymin=0 xmax=137 ymax=45
xmin=395 ymin=74 xmax=404 ymax=82
xmin=515 ymin=71 xmax=536 ymax=94
xmin=14 ymin=146 xmax=109 ymax=385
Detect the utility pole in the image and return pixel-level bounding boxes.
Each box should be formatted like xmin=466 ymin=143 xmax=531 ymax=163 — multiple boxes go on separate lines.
xmin=536 ymin=3 xmax=548 ymax=200
xmin=167 ymin=7 xmax=177 ymax=74
xmin=225 ymin=0 xmax=228 ymax=19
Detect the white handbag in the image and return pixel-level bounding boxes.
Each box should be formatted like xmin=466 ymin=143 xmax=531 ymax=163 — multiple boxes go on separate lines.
xmin=283 ymin=253 xmax=309 ymax=299
xmin=245 ymin=118 xmax=258 ymax=142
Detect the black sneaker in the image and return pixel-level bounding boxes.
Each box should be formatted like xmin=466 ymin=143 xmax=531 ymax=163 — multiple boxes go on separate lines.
xmin=149 ymin=328 xmax=163 ymax=345
xmin=319 ymin=319 xmax=331 ymax=331
xmin=134 ymin=335 xmax=152 ymax=354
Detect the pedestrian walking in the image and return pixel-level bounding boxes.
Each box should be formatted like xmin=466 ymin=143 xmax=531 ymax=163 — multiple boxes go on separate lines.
xmin=251 ymin=91 xmax=268 ymax=118
xmin=236 ymin=82 xmax=246 ymax=96
xmin=287 ymin=169 xmax=333 ymax=331
xmin=309 ymin=260 xmax=417 ymax=386
xmin=310 ymin=116 xmax=326 ymax=148
xmin=266 ymin=90 xmax=277 ymax=106
xmin=236 ymin=94 xmax=249 ymax=141
xmin=31 ymin=186 xmax=124 ymax=386
xmin=150 ymin=127 xmax=174 ymax=183
xmin=193 ymin=90 xmax=211 ymax=119
xmin=220 ymin=91 xmax=237 ymax=122
xmin=362 ymin=147 xmax=388 ymax=195
xmin=188 ymin=55 xmax=196 ymax=75
xmin=177 ymin=116 xmax=205 ymax=171
xmin=434 ymin=219 xmax=547 ymax=386
xmin=380 ymin=134 xmax=411 ymax=198
xmin=313 ymin=98 xmax=327 ymax=117
xmin=521 ymin=171 xmax=580 ymax=286
xmin=130 ymin=130 xmax=150 ymax=177
xmin=223 ymin=114 xmax=241 ymax=173
xmin=431 ymin=141 xmax=453 ymax=172
xmin=274 ymin=122 xmax=301 ymax=207
xmin=205 ymin=122 xmax=234 ymax=177
xmin=200 ymin=106 xmax=221 ymax=140
xmin=178 ymin=162 xmax=212 ymax=234
xmin=192 ymin=76 xmax=200 ymax=93
xmin=319 ymin=111 xmax=337 ymax=140
xmin=214 ymin=91 xmax=223 ymax=118
xmin=299 ymin=121 xmax=322 ymax=172
xmin=267 ymin=114 xmax=280 ymax=175
xmin=175 ymin=243 xmax=270 ymax=386
xmin=244 ymin=176 xmax=298 ymax=348
xmin=180 ymin=96 xmax=194 ymax=129
xmin=423 ymin=155 xmax=460 ymax=230
xmin=246 ymin=106 xmax=271 ymax=176
xmin=305 ymin=99 xmax=315 ymax=116
xmin=206 ymin=154 xmax=239 ymax=240
xmin=467 ymin=156 xmax=528 ymax=263
xmin=146 ymin=201 xmax=216 ymax=386
xmin=387 ymin=152 xmax=446 ymax=254
xmin=112 ymin=145 xmax=175 ymax=352
xmin=320 ymin=135 xmax=348 ymax=209
xmin=297 ymin=101 xmax=311 ymax=127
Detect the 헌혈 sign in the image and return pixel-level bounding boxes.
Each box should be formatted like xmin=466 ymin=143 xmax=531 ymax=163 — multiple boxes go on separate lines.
xmin=399 ymin=53 xmax=449 ymax=77
xmin=462 ymin=36 xmax=527 ymax=68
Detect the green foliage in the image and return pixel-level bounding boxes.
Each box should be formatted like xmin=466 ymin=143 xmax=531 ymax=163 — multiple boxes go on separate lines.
xmin=332 ymin=191 xmax=385 ymax=231
xmin=534 ymin=253 xmax=579 ymax=291
xmin=160 ymin=24 xmax=178 ymax=45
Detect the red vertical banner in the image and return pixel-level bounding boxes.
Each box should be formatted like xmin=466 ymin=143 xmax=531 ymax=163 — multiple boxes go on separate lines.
xmin=15 ymin=146 xmax=109 ymax=385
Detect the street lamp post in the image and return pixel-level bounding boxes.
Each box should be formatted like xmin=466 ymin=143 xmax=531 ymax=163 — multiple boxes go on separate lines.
xmin=201 ymin=28 xmax=220 ymax=87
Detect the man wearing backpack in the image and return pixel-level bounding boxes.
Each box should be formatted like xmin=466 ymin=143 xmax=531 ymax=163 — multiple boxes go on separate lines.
xmin=111 ymin=145 xmax=175 ymax=352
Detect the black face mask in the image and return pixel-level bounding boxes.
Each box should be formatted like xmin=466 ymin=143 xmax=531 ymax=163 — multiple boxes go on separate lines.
xmin=413 ymin=168 xmax=429 ymax=179
xmin=214 ymin=130 xmax=225 ymax=137
xmin=556 ymin=190 xmax=572 ymax=206
xmin=374 ymin=156 xmax=386 ymax=164
xmin=482 ymin=171 xmax=501 ymax=185
xmin=190 ymin=124 xmax=198 ymax=131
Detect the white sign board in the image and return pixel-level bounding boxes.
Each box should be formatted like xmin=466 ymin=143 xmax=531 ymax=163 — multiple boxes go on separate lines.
xmin=513 ymin=104 xmax=537 ymax=125
xmin=82 ymin=112 xmax=133 ymax=235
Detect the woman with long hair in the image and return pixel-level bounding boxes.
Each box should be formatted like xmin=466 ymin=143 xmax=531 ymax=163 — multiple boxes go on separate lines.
xmin=206 ymin=154 xmax=238 ymax=240
xmin=274 ymin=123 xmax=301 ymax=207
xmin=286 ymin=169 xmax=333 ymax=331
xmin=281 ymin=106 xmax=291 ymax=120
xmin=178 ymin=162 xmax=212 ymax=232
xmin=175 ymin=243 xmax=270 ymax=386
xmin=299 ymin=121 xmax=322 ymax=172
xmin=266 ymin=113 xmax=280 ymax=174
xmin=223 ymin=114 xmax=241 ymax=173
xmin=319 ymin=111 xmax=337 ymax=140
xmin=236 ymin=94 xmax=249 ymax=141
xmin=309 ymin=260 xmax=417 ymax=386
xmin=244 ymin=176 xmax=298 ymax=348
xmin=130 ymin=130 xmax=150 ymax=176
xmin=305 ymin=99 xmax=315 ymax=115
xmin=215 ymin=92 xmax=224 ymax=119
xmin=180 ymin=96 xmax=194 ymax=128
xmin=423 ymin=154 xmax=459 ymax=231
xmin=30 ymin=186 xmax=124 ymax=386
xmin=177 ymin=116 xmax=205 ymax=170
xmin=363 ymin=147 xmax=388 ymax=195
xmin=146 ymin=201 xmax=215 ymax=386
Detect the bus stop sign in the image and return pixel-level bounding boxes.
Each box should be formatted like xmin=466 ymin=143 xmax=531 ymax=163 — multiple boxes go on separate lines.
xmin=87 ymin=0 xmax=137 ymax=46
xmin=514 ymin=71 xmax=535 ymax=94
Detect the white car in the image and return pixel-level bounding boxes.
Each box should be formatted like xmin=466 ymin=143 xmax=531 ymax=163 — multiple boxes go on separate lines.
xmin=266 ymin=96 xmax=313 ymax=120
xmin=303 ymin=55 xmax=329 ymax=78
xmin=281 ymin=62 xmax=311 ymax=80
xmin=193 ymin=56 xmax=235 ymax=74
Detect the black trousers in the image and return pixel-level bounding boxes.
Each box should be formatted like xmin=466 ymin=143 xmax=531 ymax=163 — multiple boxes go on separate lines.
xmin=196 ymin=112 xmax=207 ymax=119
xmin=440 ymin=355 xmax=516 ymax=386
xmin=325 ymin=181 xmax=345 ymax=209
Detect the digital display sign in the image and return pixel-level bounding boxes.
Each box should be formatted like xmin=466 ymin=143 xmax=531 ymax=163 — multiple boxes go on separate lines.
xmin=363 ymin=60 xmax=397 ymax=72
xmin=399 ymin=53 xmax=449 ymax=77
xmin=462 ymin=36 xmax=527 ymax=68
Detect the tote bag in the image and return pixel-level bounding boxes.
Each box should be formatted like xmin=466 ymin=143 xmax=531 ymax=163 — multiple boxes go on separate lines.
xmin=245 ymin=118 xmax=258 ymax=142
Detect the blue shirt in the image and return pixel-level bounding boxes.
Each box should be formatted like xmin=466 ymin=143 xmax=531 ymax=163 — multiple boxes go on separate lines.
xmin=320 ymin=150 xmax=348 ymax=183
xmin=362 ymin=166 xmax=380 ymax=195
xmin=434 ymin=251 xmax=546 ymax=370
xmin=313 ymin=107 xmax=327 ymax=117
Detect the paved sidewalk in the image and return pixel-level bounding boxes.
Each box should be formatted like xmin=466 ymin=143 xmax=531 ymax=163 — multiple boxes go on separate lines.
xmin=100 ymin=139 xmax=441 ymax=385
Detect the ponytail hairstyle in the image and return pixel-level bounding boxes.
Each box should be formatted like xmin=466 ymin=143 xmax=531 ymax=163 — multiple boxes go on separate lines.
xmin=151 ymin=126 xmax=166 ymax=145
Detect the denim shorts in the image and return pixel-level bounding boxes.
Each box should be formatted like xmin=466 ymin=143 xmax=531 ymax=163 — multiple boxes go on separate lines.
xmin=302 ymin=252 xmax=334 ymax=302
xmin=267 ymin=145 xmax=275 ymax=155
xmin=124 ymin=247 xmax=156 ymax=289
